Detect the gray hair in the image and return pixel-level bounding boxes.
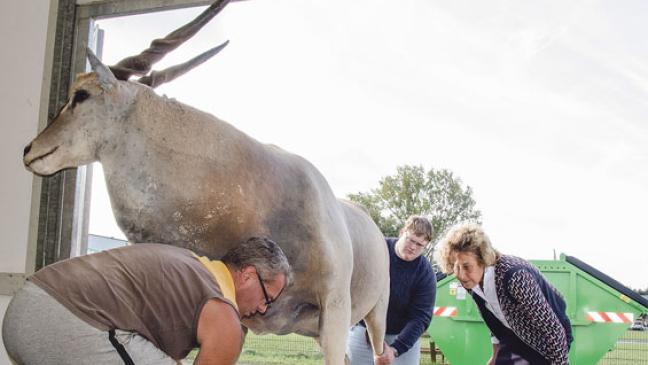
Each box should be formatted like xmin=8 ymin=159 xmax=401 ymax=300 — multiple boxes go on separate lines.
xmin=222 ymin=237 xmax=292 ymax=286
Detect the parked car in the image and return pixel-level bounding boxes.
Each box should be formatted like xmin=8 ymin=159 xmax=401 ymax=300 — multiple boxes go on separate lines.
xmin=630 ymin=321 xmax=646 ymax=331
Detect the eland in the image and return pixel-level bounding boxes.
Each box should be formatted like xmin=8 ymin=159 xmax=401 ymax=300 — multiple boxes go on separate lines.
xmin=23 ymin=1 xmax=389 ymax=363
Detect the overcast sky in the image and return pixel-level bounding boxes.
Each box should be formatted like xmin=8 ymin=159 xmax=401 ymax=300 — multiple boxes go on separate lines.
xmin=90 ymin=0 xmax=648 ymax=289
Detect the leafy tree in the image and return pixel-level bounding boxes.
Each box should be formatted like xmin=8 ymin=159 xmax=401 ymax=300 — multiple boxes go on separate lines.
xmin=348 ymin=165 xmax=481 ymax=260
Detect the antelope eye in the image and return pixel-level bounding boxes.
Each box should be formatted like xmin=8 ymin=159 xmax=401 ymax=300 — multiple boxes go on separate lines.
xmin=71 ymin=89 xmax=90 ymax=107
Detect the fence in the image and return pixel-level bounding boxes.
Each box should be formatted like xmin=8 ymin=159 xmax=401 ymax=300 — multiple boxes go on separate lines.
xmin=424 ymin=330 xmax=648 ymax=365
xmin=598 ymin=329 xmax=648 ymax=365
xmin=238 ymin=333 xmax=323 ymax=365
xmin=232 ymin=330 xmax=647 ymax=365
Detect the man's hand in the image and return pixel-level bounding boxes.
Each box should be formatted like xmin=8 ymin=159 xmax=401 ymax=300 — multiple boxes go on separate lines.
xmin=374 ymin=341 xmax=396 ymax=365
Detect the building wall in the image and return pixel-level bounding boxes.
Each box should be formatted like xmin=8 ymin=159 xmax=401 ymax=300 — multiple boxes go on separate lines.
xmin=0 ymin=2 xmax=206 ymax=362
xmin=0 ymin=0 xmax=54 ymax=274
xmin=0 ymin=0 xmax=56 ymax=363
xmin=0 ymin=297 xmax=12 ymax=364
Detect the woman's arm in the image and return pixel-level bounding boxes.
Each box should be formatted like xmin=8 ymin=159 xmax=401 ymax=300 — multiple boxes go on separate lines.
xmin=507 ymin=270 xmax=569 ymax=365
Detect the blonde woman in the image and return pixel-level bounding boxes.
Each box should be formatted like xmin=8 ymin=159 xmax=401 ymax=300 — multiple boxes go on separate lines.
xmin=434 ymin=223 xmax=572 ymax=365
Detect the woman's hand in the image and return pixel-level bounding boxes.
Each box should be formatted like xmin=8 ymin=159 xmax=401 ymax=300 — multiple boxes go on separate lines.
xmin=486 ymin=343 xmax=498 ymax=365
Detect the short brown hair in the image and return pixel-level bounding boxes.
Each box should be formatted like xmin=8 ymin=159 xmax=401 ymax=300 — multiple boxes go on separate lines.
xmin=402 ymin=215 xmax=433 ymax=242
xmin=434 ymin=223 xmax=500 ymax=274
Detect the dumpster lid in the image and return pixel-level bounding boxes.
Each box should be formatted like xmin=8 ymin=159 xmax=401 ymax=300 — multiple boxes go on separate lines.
xmin=565 ymin=255 xmax=648 ymax=309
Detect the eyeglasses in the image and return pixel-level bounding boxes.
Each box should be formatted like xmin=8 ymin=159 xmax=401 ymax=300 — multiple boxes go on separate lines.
xmin=256 ymin=271 xmax=274 ymax=309
xmin=404 ymin=233 xmax=428 ymax=249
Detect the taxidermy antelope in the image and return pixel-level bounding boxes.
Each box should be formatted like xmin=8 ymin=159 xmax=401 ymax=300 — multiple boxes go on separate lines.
xmin=23 ymin=1 xmax=389 ymax=364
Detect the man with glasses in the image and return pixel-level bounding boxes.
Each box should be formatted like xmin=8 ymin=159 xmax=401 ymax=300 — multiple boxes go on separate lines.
xmin=347 ymin=215 xmax=436 ymax=365
xmin=3 ymin=237 xmax=291 ymax=365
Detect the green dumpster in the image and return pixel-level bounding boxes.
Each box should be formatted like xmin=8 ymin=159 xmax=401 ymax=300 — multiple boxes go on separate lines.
xmin=428 ymin=254 xmax=648 ymax=365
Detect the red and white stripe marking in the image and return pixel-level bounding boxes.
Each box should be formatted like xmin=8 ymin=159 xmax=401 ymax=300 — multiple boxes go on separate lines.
xmin=586 ymin=311 xmax=633 ymax=323
xmin=434 ymin=306 xmax=457 ymax=317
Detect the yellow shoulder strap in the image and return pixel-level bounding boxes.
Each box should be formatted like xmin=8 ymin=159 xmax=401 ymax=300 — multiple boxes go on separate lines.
xmin=192 ymin=253 xmax=238 ymax=311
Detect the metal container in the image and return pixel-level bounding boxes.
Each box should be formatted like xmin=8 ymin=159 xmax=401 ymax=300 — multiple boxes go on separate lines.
xmin=428 ymin=254 xmax=648 ymax=364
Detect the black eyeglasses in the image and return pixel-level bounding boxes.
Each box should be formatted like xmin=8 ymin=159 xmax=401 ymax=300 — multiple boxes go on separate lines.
xmin=256 ymin=271 xmax=274 ymax=308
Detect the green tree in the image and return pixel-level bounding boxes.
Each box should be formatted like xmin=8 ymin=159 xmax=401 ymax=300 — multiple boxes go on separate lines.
xmin=348 ymin=165 xmax=481 ymax=259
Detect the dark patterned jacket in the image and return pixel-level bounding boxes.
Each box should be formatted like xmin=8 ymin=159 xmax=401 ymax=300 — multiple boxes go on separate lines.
xmin=473 ymin=255 xmax=572 ymax=364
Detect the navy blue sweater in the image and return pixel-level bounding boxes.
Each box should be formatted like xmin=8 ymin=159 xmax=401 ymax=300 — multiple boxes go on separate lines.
xmin=384 ymin=238 xmax=436 ymax=355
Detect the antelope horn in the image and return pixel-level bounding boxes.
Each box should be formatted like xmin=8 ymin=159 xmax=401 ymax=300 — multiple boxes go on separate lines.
xmin=138 ymin=40 xmax=229 ymax=88
xmin=109 ymin=0 xmax=231 ymax=81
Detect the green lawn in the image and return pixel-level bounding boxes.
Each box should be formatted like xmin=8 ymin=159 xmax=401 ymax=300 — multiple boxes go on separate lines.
xmin=598 ymin=330 xmax=648 ymax=365
xmin=185 ymin=333 xmax=440 ymax=364
xmin=184 ymin=333 xmax=324 ymax=365
xmin=183 ymin=330 xmax=647 ymax=365
xmin=237 ymin=333 xmax=323 ymax=365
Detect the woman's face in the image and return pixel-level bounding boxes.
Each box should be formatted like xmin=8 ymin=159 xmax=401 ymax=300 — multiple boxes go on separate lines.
xmin=452 ymin=251 xmax=485 ymax=290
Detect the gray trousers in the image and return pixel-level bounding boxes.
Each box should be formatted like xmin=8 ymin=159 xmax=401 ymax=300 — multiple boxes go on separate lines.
xmin=2 ymin=281 xmax=177 ymax=365
xmin=346 ymin=325 xmax=420 ymax=365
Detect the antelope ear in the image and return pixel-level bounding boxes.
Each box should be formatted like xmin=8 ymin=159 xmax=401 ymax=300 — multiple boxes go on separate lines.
xmin=86 ymin=47 xmax=117 ymax=90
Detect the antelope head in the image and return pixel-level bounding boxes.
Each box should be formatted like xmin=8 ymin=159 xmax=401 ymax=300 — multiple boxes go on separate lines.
xmin=24 ymin=0 xmax=231 ymax=176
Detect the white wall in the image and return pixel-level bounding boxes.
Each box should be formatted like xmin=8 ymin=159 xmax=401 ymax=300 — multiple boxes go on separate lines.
xmin=0 ymin=0 xmax=53 ymax=274
xmin=0 ymin=298 xmax=11 ymax=364
xmin=0 ymin=0 xmax=56 ymax=363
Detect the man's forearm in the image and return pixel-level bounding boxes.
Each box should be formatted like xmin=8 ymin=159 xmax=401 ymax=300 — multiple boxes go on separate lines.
xmin=391 ymin=317 xmax=430 ymax=355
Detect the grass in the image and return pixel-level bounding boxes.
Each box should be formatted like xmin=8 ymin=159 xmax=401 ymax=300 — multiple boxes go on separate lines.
xmin=182 ymin=330 xmax=647 ymax=364
xmin=184 ymin=333 xmax=324 ymax=365
xmin=237 ymin=333 xmax=324 ymax=365
xmin=598 ymin=330 xmax=648 ymax=365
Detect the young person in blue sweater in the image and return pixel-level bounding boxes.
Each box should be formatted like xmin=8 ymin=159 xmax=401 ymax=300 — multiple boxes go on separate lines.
xmin=347 ymin=216 xmax=437 ymax=365
xmin=434 ymin=223 xmax=573 ymax=365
